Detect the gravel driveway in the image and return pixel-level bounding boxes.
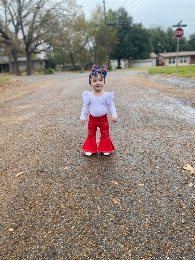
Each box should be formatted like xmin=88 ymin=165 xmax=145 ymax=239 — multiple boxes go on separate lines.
xmin=0 ymin=71 xmax=195 ymax=259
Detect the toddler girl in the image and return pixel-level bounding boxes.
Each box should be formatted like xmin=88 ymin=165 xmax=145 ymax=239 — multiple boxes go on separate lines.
xmin=80 ymin=64 xmax=117 ymax=156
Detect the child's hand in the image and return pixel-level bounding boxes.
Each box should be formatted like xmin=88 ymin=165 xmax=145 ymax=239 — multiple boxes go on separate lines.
xmin=112 ymin=116 xmax=118 ymax=123
xmin=80 ymin=119 xmax=85 ymax=124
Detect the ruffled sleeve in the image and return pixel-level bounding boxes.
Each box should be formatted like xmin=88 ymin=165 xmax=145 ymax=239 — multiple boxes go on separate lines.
xmin=82 ymin=90 xmax=91 ymax=104
xmin=106 ymin=91 xmax=114 ymax=105
xmin=106 ymin=91 xmax=117 ymax=117
xmin=80 ymin=90 xmax=91 ymax=120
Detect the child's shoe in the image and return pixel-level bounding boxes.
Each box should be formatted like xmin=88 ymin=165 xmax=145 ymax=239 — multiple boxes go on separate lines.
xmin=103 ymin=152 xmax=110 ymax=156
xmin=85 ymin=152 xmax=92 ymax=156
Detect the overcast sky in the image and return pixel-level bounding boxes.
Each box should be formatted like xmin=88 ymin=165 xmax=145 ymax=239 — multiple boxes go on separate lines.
xmin=76 ymin=0 xmax=195 ymax=38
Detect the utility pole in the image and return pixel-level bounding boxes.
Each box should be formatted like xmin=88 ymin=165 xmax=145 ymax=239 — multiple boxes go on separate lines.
xmin=103 ymin=0 xmax=109 ymax=67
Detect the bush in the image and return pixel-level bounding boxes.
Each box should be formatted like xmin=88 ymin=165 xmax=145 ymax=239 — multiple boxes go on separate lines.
xmin=108 ymin=64 xmax=112 ymax=71
xmin=37 ymin=69 xmax=44 ymax=74
xmin=45 ymin=68 xmax=55 ymax=74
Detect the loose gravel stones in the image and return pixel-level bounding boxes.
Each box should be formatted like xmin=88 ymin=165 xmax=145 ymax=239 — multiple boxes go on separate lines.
xmin=0 ymin=71 xmax=195 ymax=259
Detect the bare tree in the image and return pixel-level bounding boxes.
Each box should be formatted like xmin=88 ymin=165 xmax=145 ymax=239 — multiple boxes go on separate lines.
xmin=17 ymin=0 xmax=77 ymax=75
xmin=1 ymin=0 xmax=77 ymax=75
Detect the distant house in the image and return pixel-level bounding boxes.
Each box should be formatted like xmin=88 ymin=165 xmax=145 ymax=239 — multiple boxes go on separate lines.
xmin=0 ymin=56 xmax=46 ymax=73
xmin=17 ymin=57 xmax=46 ymax=72
xmin=109 ymin=59 xmax=126 ymax=69
xmin=0 ymin=56 xmax=9 ymax=73
xmin=126 ymin=52 xmax=158 ymax=68
xmin=110 ymin=52 xmax=158 ymax=69
xmin=158 ymin=51 xmax=195 ymax=66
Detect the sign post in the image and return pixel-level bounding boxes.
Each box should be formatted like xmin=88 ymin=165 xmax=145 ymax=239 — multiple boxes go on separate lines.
xmin=174 ymin=28 xmax=184 ymax=67
xmin=176 ymin=38 xmax=179 ymax=68
xmin=172 ymin=21 xmax=187 ymax=68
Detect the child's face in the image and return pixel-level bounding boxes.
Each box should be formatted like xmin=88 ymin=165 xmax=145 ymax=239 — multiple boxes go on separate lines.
xmin=90 ymin=73 xmax=104 ymax=92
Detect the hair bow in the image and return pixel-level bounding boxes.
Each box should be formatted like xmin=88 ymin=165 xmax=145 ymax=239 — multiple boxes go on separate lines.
xmin=89 ymin=64 xmax=107 ymax=84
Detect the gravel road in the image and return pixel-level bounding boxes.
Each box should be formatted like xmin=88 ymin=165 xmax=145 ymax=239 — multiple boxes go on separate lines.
xmin=0 ymin=71 xmax=195 ymax=259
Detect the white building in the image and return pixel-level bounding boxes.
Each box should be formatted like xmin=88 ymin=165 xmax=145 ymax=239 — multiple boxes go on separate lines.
xmin=110 ymin=52 xmax=157 ymax=69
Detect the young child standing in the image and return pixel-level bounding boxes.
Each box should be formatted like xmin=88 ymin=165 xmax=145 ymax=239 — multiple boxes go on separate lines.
xmin=80 ymin=64 xmax=117 ymax=156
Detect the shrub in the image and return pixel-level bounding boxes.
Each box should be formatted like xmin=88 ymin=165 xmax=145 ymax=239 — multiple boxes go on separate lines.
xmin=45 ymin=68 xmax=55 ymax=74
xmin=108 ymin=64 xmax=112 ymax=71
xmin=37 ymin=69 xmax=44 ymax=74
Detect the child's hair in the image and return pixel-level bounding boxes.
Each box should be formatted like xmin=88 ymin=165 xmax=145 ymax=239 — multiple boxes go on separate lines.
xmin=89 ymin=64 xmax=107 ymax=85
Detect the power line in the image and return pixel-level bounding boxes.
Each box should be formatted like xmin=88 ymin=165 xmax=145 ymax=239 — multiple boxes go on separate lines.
xmin=124 ymin=0 xmax=137 ymax=8
xmin=125 ymin=0 xmax=141 ymax=8
xmin=121 ymin=0 xmax=128 ymax=7
xmin=136 ymin=18 xmax=195 ymax=21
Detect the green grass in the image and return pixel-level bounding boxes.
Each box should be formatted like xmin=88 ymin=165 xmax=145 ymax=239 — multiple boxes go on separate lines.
xmin=147 ymin=65 xmax=195 ymax=78
xmin=0 ymin=75 xmax=11 ymax=87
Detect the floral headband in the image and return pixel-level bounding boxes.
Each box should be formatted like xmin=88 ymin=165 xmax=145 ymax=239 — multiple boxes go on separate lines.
xmin=89 ymin=64 xmax=108 ymax=84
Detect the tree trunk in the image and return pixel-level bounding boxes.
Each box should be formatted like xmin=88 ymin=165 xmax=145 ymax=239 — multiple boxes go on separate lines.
xmin=7 ymin=52 xmax=14 ymax=74
xmin=117 ymin=59 xmax=121 ymax=69
xmin=26 ymin=50 xmax=32 ymax=75
xmin=80 ymin=48 xmax=84 ymax=72
xmin=11 ymin=50 xmax=21 ymax=76
xmin=69 ymin=53 xmax=75 ymax=70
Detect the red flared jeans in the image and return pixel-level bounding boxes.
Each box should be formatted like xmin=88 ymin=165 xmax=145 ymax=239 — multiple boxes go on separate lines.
xmin=82 ymin=114 xmax=116 ymax=153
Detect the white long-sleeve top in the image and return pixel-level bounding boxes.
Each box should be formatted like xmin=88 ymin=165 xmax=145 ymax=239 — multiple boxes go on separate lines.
xmin=80 ymin=90 xmax=117 ymax=120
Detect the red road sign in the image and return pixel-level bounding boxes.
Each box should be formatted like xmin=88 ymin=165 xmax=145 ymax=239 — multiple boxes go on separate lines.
xmin=174 ymin=27 xmax=184 ymax=38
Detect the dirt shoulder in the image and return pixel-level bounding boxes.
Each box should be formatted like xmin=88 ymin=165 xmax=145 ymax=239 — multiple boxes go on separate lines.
xmin=121 ymin=74 xmax=195 ymax=108
xmin=0 ymin=77 xmax=71 ymax=103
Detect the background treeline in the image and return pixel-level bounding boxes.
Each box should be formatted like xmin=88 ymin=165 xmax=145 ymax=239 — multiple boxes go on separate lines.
xmin=0 ymin=0 xmax=195 ymax=75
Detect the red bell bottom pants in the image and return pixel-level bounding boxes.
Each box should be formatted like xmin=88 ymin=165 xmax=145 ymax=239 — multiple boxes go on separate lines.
xmin=82 ymin=114 xmax=116 ymax=153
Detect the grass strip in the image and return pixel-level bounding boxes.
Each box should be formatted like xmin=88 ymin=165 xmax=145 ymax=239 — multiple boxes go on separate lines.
xmin=0 ymin=76 xmax=11 ymax=87
xmin=148 ymin=65 xmax=195 ymax=78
